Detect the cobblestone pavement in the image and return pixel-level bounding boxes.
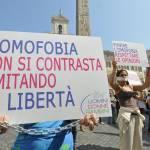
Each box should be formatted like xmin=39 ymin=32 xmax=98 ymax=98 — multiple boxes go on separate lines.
xmin=0 ymin=116 xmax=150 ymax=150
xmin=76 ymin=116 xmax=150 ymax=150
xmin=0 ymin=128 xmax=17 ymax=150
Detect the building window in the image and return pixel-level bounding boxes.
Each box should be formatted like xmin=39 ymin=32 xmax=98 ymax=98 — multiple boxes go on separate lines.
xmin=109 ymin=62 xmax=111 ymax=68
xmin=148 ymin=56 xmax=150 ymax=61
xmin=117 ymin=65 xmax=120 ymax=69
xmin=131 ymin=66 xmax=134 ymax=70
xmin=120 ymin=65 xmax=123 ymax=69
xmin=126 ymin=66 xmax=129 ymax=70
xmin=138 ymin=66 xmax=142 ymax=72
xmin=123 ymin=66 xmax=126 ymax=69
xmin=58 ymin=24 xmax=63 ymax=34
xmin=134 ymin=66 xmax=137 ymax=71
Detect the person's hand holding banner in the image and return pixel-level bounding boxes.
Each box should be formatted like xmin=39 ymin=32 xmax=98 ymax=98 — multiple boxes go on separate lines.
xmin=112 ymin=58 xmax=117 ymax=70
xmin=0 ymin=115 xmax=9 ymax=134
xmin=80 ymin=113 xmax=98 ymax=131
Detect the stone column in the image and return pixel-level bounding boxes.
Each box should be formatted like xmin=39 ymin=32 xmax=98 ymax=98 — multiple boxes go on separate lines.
xmin=76 ymin=0 xmax=90 ymax=36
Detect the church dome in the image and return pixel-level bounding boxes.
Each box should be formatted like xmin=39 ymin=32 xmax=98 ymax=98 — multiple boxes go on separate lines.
xmin=52 ymin=15 xmax=69 ymax=23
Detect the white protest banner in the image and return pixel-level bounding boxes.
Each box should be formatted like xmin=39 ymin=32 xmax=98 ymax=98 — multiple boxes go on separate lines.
xmin=112 ymin=41 xmax=148 ymax=67
xmin=127 ymin=70 xmax=142 ymax=85
xmin=0 ymin=31 xmax=111 ymax=124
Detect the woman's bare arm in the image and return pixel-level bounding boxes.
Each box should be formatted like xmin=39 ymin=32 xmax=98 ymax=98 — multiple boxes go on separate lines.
xmin=109 ymin=60 xmax=119 ymax=91
xmin=135 ymin=91 xmax=145 ymax=101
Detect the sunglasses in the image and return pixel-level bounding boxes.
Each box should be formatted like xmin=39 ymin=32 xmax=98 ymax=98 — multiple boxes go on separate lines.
xmin=120 ymin=74 xmax=128 ymax=77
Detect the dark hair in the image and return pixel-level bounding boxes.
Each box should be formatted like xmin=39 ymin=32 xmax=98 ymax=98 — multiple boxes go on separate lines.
xmin=116 ymin=69 xmax=129 ymax=85
xmin=114 ymin=94 xmax=118 ymax=99
xmin=116 ymin=69 xmax=128 ymax=77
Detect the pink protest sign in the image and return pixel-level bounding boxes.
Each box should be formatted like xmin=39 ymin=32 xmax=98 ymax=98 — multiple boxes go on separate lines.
xmin=112 ymin=41 xmax=148 ymax=67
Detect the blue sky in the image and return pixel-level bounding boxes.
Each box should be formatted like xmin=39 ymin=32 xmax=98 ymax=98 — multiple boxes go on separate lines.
xmin=0 ymin=0 xmax=150 ymax=50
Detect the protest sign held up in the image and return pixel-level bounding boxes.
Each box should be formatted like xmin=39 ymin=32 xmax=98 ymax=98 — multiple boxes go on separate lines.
xmin=0 ymin=31 xmax=111 ymax=124
xmin=112 ymin=41 xmax=148 ymax=67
